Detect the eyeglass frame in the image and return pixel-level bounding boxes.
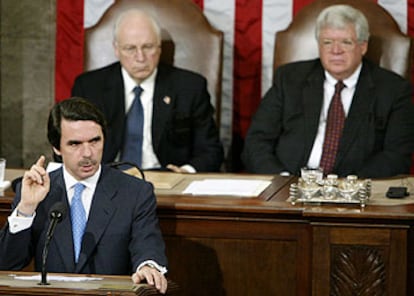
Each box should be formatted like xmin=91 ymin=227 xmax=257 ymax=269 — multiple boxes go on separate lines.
xmin=318 ymin=38 xmax=366 ymax=51
xmin=115 ymin=42 xmax=161 ymax=57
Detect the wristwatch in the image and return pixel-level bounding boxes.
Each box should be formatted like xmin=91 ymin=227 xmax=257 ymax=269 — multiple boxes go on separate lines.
xmin=146 ymin=263 xmax=157 ymax=269
xmin=17 ymin=209 xmax=34 ymax=218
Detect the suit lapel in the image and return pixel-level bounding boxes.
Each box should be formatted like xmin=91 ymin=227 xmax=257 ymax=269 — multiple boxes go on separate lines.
xmin=103 ymin=63 xmax=126 ymax=160
xmin=302 ymin=63 xmax=325 ymax=162
xmin=152 ymin=64 xmax=174 ymax=151
xmin=75 ymin=167 xmax=117 ymax=273
xmin=336 ymin=62 xmax=375 ymax=166
xmin=103 ymin=63 xmax=126 ymax=117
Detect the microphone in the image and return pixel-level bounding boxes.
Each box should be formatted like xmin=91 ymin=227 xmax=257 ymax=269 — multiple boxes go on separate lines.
xmin=46 ymin=202 xmax=66 ymax=239
xmin=39 ymin=202 xmax=67 ymax=285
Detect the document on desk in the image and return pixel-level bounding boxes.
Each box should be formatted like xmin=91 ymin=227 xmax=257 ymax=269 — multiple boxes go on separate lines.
xmin=182 ymin=179 xmax=272 ymax=197
xmin=13 ymin=274 xmax=103 ymax=282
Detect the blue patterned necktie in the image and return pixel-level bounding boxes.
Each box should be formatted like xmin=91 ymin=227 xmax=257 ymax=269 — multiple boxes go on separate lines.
xmin=71 ymin=183 xmax=86 ymax=263
xmin=122 ymin=86 xmax=144 ymax=167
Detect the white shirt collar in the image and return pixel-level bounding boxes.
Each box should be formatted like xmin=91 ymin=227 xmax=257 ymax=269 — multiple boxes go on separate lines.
xmin=121 ymin=67 xmax=158 ymax=93
xmin=324 ymin=63 xmax=362 ymax=89
xmin=63 ymin=165 xmax=101 ymax=191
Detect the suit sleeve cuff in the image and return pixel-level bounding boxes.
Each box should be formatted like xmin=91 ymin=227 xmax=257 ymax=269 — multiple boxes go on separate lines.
xmin=137 ymin=260 xmax=168 ymax=275
xmin=8 ymin=209 xmax=36 ymax=234
xmin=180 ymin=164 xmax=196 ymax=173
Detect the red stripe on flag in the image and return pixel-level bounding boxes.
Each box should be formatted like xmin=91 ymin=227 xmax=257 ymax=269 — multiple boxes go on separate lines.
xmin=233 ymin=0 xmax=263 ymax=138
xmin=293 ymin=0 xmax=314 ymax=15
xmin=408 ymin=0 xmax=414 ymax=86
xmin=408 ymin=0 xmax=414 ymax=173
xmin=55 ymin=0 xmax=84 ymax=102
xmin=409 ymin=0 xmax=414 ymax=36
xmin=192 ymin=0 xmax=203 ymax=10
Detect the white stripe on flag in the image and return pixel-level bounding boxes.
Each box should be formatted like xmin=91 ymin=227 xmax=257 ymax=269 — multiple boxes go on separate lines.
xmin=203 ymin=0 xmax=236 ymax=150
xmin=84 ymin=0 xmax=115 ymax=28
xmin=262 ymin=0 xmax=294 ymax=96
xmin=378 ymin=0 xmax=408 ymax=33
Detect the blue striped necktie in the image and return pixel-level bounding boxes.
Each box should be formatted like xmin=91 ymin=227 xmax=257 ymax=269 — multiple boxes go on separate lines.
xmin=122 ymin=86 xmax=144 ymax=167
xmin=71 ymin=182 xmax=86 ymax=263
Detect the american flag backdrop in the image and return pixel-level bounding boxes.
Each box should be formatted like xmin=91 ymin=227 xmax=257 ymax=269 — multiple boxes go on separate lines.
xmin=55 ymin=0 xmax=414 ymax=171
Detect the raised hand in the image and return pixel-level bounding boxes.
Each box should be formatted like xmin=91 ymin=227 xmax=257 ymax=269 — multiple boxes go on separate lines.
xmin=18 ymin=155 xmax=50 ymax=216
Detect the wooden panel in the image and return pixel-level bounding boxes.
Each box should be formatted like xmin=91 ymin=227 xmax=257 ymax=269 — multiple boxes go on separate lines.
xmin=160 ymin=217 xmax=311 ymax=296
xmin=330 ymin=227 xmax=391 ymax=245
xmin=312 ymin=225 xmax=407 ymax=296
xmin=330 ymin=245 xmax=387 ymax=295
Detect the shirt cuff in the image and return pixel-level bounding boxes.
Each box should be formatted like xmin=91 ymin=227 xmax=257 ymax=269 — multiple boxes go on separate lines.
xmin=137 ymin=260 xmax=168 ymax=275
xmin=8 ymin=209 xmax=36 ymax=234
xmin=180 ymin=164 xmax=196 ymax=173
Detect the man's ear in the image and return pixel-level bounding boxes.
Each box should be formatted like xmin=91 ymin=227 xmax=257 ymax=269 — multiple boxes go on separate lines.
xmin=113 ymin=41 xmax=121 ymax=59
xmin=361 ymin=41 xmax=368 ymax=56
xmin=52 ymin=147 xmax=63 ymax=163
xmin=52 ymin=147 xmax=61 ymax=156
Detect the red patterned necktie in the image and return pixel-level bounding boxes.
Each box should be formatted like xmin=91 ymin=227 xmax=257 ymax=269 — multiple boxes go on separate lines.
xmin=319 ymin=80 xmax=346 ymax=175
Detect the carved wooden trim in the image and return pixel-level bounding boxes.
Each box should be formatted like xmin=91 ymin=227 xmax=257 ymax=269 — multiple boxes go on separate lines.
xmin=330 ymin=245 xmax=386 ymax=296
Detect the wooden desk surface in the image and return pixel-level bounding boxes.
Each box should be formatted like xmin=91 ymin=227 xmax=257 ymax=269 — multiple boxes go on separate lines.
xmin=4 ymin=168 xmax=414 ymax=219
xmin=148 ymin=171 xmax=414 ymax=223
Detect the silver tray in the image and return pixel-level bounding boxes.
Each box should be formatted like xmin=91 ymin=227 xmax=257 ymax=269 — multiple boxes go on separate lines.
xmin=287 ymin=196 xmax=363 ymax=204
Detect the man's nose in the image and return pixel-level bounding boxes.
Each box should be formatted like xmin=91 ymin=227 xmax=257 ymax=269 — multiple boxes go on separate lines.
xmin=133 ymin=48 xmax=146 ymax=61
xmin=331 ymin=41 xmax=344 ymax=53
xmin=81 ymin=144 xmax=93 ymax=157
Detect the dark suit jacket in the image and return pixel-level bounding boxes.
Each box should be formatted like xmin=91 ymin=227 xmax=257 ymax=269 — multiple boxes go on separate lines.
xmin=71 ymin=62 xmax=224 ymax=172
xmin=242 ymin=58 xmax=414 ymax=178
xmin=0 ymin=166 xmax=167 ymax=275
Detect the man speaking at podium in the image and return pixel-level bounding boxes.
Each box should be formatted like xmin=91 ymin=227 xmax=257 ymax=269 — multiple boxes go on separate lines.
xmin=0 ymin=98 xmax=168 ymax=294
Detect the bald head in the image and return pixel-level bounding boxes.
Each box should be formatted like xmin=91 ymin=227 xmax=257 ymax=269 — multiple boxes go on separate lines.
xmin=113 ymin=9 xmax=161 ymax=44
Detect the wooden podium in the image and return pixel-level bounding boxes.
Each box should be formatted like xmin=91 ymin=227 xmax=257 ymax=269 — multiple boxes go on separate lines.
xmin=0 ymin=271 xmax=179 ymax=295
xmin=3 ymin=169 xmax=414 ymax=295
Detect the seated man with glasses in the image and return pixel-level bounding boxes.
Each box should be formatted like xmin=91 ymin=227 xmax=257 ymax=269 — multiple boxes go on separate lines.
xmin=72 ymin=9 xmax=224 ymax=173
xmin=242 ymin=4 xmax=414 ymax=178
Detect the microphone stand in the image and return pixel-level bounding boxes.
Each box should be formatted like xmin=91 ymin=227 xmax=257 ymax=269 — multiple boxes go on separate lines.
xmin=39 ymin=202 xmax=66 ymax=285
xmin=40 ymin=235 xmax=52 ymax=285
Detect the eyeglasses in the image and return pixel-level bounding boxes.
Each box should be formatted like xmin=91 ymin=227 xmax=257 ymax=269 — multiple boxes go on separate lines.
xmin=319 ymin=38 xmax=360 ymax=51
xmin=118 ymin=43 xmax=160 ymax=57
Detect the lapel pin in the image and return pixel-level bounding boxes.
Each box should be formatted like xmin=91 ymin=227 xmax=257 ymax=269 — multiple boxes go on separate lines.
xmin=163 ymin=96 xmax=171 ymax=105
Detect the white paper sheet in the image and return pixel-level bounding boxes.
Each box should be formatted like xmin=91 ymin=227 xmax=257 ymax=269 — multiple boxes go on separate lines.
xmin=13 ymin=274 xmax=103 ymax=282
xmin=182 ymin=179 xmax=271 ymax=196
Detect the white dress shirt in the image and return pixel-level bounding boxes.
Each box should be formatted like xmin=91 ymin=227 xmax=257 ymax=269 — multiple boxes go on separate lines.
xmin=8 ymin=165 xmax=100 ymax=234
xmin=121 ymin=68 xmax=161 ymax=170
xmin=306 ymin=64 xmax=361 ymax=169
xmin=121 ymin=67 xmax=196 ymax=173
xmin=63 ymin=165 xmax=100 ymax=218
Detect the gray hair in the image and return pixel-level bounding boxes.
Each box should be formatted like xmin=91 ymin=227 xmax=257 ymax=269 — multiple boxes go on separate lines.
xmin=113 ymin=9 xmax=162 ymax=44
xmin=315 ymin=5 xmax=370 ymax=42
